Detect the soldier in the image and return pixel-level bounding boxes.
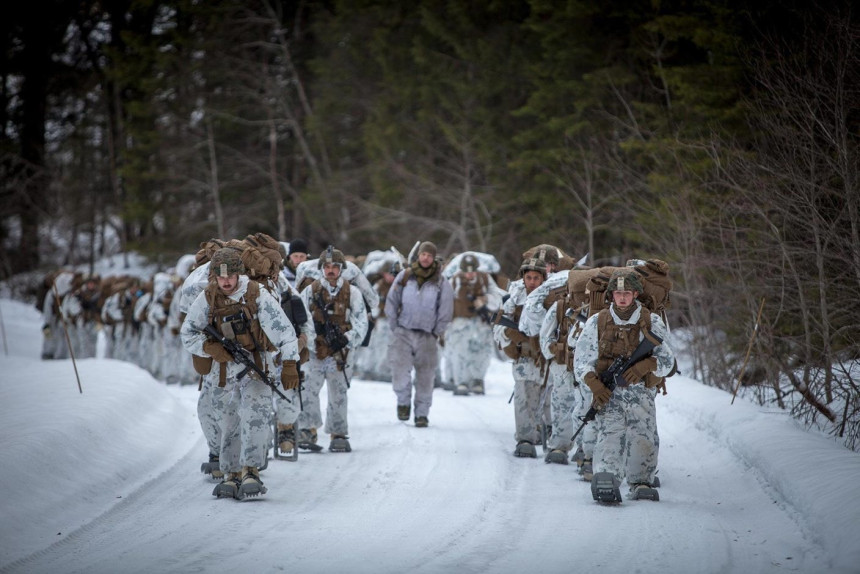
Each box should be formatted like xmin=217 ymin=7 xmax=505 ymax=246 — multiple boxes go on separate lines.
xmin=573 ymin=268 xmax=675 ymax=502
xmin=299 ymin=246 xmax=369 ymax=453
xmin=40 ymin=270 xmax=76 ymax=360
xmin=283 ymin=238 xmax=308 ymax=288
xmin=61 ymin=273 xmax=102 ymax=359
xmin=386 ymin=241 xmax=454 ymax=427
xmin=181 ymin=248 xmax=300 ymax=499
xmin=493 ymin=257 xmax=548 ymax=458
xmin=355 ymin=259 xmax=402 ymax=382
xmin=446 ymin=253 xmax=503 ymax=395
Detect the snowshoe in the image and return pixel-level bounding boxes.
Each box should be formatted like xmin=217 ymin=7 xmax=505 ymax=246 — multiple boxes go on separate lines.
xmin=544 ymin=449 xmax=569 ymax=465
xmin=629 ymin=483 xmax=660 ymax=501
xmin=514 ymin=441 xmax=537 ymax=458
xmin=329 ymin=434 xmax=352 ymax=453
xmin=453 ymin=384 xmax=470 ymax=396
xmin=581 ymin=458 xmax=594 ymax=481
xmin=201 ymin=453 xmax=223 ymax=480
xmin=298 ymin=428 xmax=324 ymax=452
xmin=274 ymin=424 xmax=298 ymax=462
xmin=414 ymin=416 xmax=429 ymax=428
xmin=397 ymin=405 xmax=411 ymax=421
xmin=571 ymin=446 xmax=585 ymax=469
xmin=591 ymin=472 xmax=623 ymax=504
xmin=238 ymin=467 xmax=267 ymax=499
xmin=212 ymin=473 xmax=242 ymax=499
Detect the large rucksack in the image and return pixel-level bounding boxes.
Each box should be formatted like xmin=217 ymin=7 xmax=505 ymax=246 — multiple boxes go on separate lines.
xmin=568 ymin=259 xmax=672 ymax=317
xmin=241 ymin=233 xmax=283 ymax=282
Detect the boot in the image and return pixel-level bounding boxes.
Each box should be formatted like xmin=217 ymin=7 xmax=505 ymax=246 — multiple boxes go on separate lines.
xmin=414 ymin=416 xmax=429 ymax=428
xmin=212 ymin=472 xmax=242 ymax=499
xmin=629 ymin=483 xmax=660 ymax=501
xmin=453 ymin=384 xmax=470 ymax=396
xmin=581 ymin=458 xmax=594 ymax=481
xmin=201 ymin=453 xmax=224 ymax=480
xmin=514 ymin=440 xmax=537 ymax=458
xmin=329 ymin=434 xmax=352 ymax=453
xmin=544 ymin=449 xmax=569 ymax=465
xmin=397 ymin=405 xmax=411 ymax=421
xmin=277 ymin=423 xmax=296 ymax=452
xmin=239 ymin=466 xmax=267 ymax=498
xmin=470 ymin=379 xmax=485 ymax=395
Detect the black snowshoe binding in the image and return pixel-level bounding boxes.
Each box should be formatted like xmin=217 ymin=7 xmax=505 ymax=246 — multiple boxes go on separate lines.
xmin=238 ymin=468 xmax=267 ymax=499
xmin=274 ymin=423 xmax=298 ymax=462
xmin=630 ymin=483 xmax=660 ymax=501
xmin=212 ymin=474 xmax=242 ymax=499
xmin=544 ymin=449 xmax=569 ymax=465
xmin=201 ymin=453 xmax=223 ymax=479
xmin=298 ymin=428 xmax=324 ymax=452
xmin=514 ymin=440 xmax=537 ymax=458
xmin=329 ymin=434 xmax=352 ymax=453
xmin=591 ymin=472 xmax=623 ymax=504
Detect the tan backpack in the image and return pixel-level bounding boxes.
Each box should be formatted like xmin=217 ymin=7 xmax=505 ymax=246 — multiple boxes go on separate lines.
xmin=241 ymin=233 xmax=283 ymax=281
xmin=568 ymin=259 xmax=672 ymax=317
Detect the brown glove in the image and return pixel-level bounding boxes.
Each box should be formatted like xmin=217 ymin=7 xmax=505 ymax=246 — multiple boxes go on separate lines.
xmin=622 ymin=357 xmax=658 ymax=384
xmin=584 ymin=371 xmax=612 ymax=408
xmin=281 ymin=360 xmax=300 ymax=390
xmin=203 ymin=340 xmax=233 ymax=363
xmin=504 ymin=327 xmax=528 ymax=344
xmin=299 ymin=346 xmax=310 ymax=365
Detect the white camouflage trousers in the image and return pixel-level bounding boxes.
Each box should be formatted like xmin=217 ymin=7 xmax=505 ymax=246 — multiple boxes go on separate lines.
xmin=299 ymin=353 xmax=353 ymax=436
xmin=546 ymin=362 xmax=579 ymax=452
xmin=445 ymin=317 xmax=492 ymax=388
xmin=593 ymin=384 xmax=659 ymax=486
xmin=210 ymin=373 xmax=273 ymax=473
xmin=512 ymin=358 xmax=544 ymax=444
xmin=354 ymin=318 xmax=393 ymax=382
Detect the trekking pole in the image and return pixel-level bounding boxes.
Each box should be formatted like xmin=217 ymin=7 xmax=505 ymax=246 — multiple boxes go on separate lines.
xmin=52 ymin=283 xmax=83 ymax=394
xmin=731 ymin=297 xmax=765 ymax=405
xmin=0 ymin=300 xmax=8 ymax=355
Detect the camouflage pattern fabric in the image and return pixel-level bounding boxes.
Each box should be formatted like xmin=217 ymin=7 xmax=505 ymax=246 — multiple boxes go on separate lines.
xmin=445 ymin=317 xmax=493 ymax=389
xmin=512 ymin=358 xmax=544 ymax=444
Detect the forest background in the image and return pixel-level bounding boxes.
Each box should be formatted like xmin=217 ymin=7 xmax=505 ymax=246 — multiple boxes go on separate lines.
xmin=2 ymin=1 xmax=858 ymax=450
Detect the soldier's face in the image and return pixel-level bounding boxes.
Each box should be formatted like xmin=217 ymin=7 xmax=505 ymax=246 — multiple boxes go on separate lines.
xmin=612 ymin=290 xmax=637 ymax=309
xmin=289 ymin=252 xmax=307 ymax=267
xmin=323 ymin=262 xmax=342 ymax=282
xmin=523 ymin=271 xmax=544 ymax=294
xmin=216 ymin=274 xmax=239 ymax=295
xmin=418 ymin=251 xmax=434 ymax=268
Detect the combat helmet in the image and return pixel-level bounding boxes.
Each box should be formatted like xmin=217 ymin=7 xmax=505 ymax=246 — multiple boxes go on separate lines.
xmin=606 ymin=268 xmax=643 ymax=294
xmin=210 ymin=247 xmax=245 ymax=278
xmin=460 ymin=253 xmax=479 ymax=273
xmin=317 ymin=245 xmax=346 ymax=269
xmin=519 ymin=257 xmax=548 ymax=279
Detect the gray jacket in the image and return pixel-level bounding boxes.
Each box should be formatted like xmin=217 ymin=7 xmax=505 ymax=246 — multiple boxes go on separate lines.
xmin=386 ymin=269 xmax=454 ymax=337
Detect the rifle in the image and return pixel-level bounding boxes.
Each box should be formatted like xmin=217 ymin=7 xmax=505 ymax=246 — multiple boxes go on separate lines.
xmin=200 ymin=324 xmax=290 ymax=402
xmin=570 ymin=328 xmax=663 ymax=442
xmin=313 ymin=291 xmax=352 ymax=389
xmin=280 ymin=291 xmax=308 ymax=409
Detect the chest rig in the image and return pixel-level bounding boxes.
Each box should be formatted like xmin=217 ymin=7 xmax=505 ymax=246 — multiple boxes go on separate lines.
xmin=547 ymin=290 xmax=583 ymax=371
xmin=453 ymin=272 xmax=489 ymax=319
xmin=310 ymin=280 xmax=352 ymax=357
xmin=595 ymin=308 xmax=652 ymax=377
xmin=502 ymin=304 xmax=544 ymax=366
xmin=205 ymin=280 xmax=276 ymax=386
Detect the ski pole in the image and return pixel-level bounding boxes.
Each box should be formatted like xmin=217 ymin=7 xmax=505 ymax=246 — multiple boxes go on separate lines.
xmin=0 ymin=300 xmax=8 ymax=355
xmin=53 ymin=283 xmax=83 ymax=394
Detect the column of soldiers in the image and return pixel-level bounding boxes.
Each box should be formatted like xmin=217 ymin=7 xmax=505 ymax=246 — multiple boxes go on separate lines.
xmin=36 ymin=234 xmax=674 ymax=505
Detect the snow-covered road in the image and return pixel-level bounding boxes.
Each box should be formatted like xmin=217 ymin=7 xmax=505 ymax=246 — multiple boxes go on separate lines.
xmin=0 ymin=298 xmax=856 ymax=574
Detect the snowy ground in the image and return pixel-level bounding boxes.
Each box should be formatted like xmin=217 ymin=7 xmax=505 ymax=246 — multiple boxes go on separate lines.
xmin=0 ymin=296 xmax=858 ymax=574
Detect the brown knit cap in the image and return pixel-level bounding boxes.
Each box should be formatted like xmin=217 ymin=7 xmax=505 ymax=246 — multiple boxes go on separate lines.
xmin=418 ymin=241 xmax=437 ymax=258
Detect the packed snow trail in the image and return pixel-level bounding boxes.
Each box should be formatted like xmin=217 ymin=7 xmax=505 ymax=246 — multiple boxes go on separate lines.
xmin=2 ymin=366 xmax=829 ymax=574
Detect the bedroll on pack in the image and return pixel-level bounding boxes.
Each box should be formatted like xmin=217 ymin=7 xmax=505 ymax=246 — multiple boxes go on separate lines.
xmin=194 ymin=238 xmax=230 ymax=269
xmin=568 ymin=259 xmax=672 ymax=317
xmin=242 ymin=233 xmax=284 ymax=281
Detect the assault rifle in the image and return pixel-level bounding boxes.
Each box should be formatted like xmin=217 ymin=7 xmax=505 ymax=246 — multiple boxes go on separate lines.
xmin=313 ymin=291 xmax=352 ymax=389
xmin=200 ymin=324 xmax=290 ymax=402
xmin=570 ymin=328 xmax=663 ymax=443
